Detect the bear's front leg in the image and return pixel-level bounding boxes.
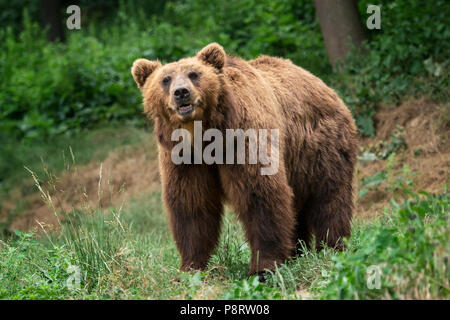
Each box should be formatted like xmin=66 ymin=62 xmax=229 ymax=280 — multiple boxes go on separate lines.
xmin=160 ymin=151 xmax=224 ymax=272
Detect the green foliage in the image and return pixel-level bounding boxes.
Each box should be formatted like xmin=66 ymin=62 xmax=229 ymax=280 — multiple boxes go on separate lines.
xmin=0 ymin=13 xmax=146 ymax=140
xmin=1 ymin=0 xmax=448 ymax=139
xmin=0 ymin=230 xmax=78 ymax=299
xmin=358 ymin=171 xmax=387 ymax=199
xmin=163 ymin=0 xmax=328 ymax=74
xmin=321 ymin=189 xmax=449 ymax=299
xmin=334 ymin=0 xmax=450 ymax=135
xmin=0 ymin=0 xmax=39 ymax=34
xmin=0 ymin=0 xmax=324 ymax=140
xmin=178 ymin=271 xmax=210 ymax=299
xmin=223 ymin=275 xmax=282 ymax=299
xmin=0 ymin=0 xmax=314 ymax=140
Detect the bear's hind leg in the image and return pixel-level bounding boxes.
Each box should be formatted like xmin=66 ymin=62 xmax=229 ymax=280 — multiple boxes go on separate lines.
xmin=292 ymin=201 xmax=312 ymax=256
xmin=308 ymin=183 xmax=353 ymax=251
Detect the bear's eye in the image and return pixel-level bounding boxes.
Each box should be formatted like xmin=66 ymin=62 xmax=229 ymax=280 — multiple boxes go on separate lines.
xmin=162 ymin=76 xmax=171 ymax=85
xmin=188 ymin=72 xmax=199 ymax=80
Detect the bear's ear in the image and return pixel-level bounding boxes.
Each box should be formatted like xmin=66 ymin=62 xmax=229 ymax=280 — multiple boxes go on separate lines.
xmin=196 ymin=43 xmax=226 ymax=71
xmin=131 ymin=59 xmax=162 ymax=89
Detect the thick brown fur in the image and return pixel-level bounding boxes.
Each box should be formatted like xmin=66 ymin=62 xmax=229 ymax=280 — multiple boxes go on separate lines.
xmin=131 ymin=43 xmax=358 ymax=276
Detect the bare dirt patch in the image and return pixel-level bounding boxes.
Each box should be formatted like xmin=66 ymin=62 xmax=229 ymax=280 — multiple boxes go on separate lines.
xmin=355 ymin=99 xmax=450 ymax=218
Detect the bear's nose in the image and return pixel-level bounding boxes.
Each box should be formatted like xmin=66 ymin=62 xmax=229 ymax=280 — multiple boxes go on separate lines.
xmin=174 ymin=87 xmax=190 ymax=101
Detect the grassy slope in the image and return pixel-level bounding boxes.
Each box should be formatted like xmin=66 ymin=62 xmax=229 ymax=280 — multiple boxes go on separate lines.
xmin=0 ymin=192 xmax=337 ymax=299
xmin=1 ymin=189 xmax=447 ymax=300
xmin=0 ymin=125 xmax=152 ymax=236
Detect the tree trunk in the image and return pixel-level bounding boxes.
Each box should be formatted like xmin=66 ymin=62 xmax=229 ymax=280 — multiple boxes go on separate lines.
xmin=313 ymin=0 xmax=366 ymax=69
xmin=40 ymin=0 xmax=65 ymax=42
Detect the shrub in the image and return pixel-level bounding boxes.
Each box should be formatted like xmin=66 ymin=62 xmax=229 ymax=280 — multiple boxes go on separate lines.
xmin=320 ymin=189 xmax=449 ymax=299
xmin=0 ymin=13 xmax=147 ymax=140
xmin=333 ymin=0 xmax=450 ymax=136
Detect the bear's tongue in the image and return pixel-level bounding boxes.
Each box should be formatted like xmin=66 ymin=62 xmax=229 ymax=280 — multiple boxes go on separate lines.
xmin=177 ymin=104 xmax=193 ymax=115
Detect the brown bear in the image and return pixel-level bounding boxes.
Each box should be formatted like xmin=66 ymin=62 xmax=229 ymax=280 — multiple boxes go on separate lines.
xmin=131 ymin=43 xmax=357 ymax=277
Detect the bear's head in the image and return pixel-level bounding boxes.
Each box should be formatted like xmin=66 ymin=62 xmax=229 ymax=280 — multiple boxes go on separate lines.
xmin=131 ymin=43 xmax=226 ymax=124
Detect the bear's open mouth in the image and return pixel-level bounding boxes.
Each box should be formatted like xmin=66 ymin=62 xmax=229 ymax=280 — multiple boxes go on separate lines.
xmin=177 ymin=104 xmax=194 ymax=116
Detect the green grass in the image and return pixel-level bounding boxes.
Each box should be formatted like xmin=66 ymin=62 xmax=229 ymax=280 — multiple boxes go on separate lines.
xmin=0 ymin=185 xmax=448 ymax=299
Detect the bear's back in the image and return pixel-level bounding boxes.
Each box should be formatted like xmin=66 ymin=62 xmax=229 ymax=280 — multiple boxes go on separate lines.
xmin=248 ymin=55 xmax=352 ymax=123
